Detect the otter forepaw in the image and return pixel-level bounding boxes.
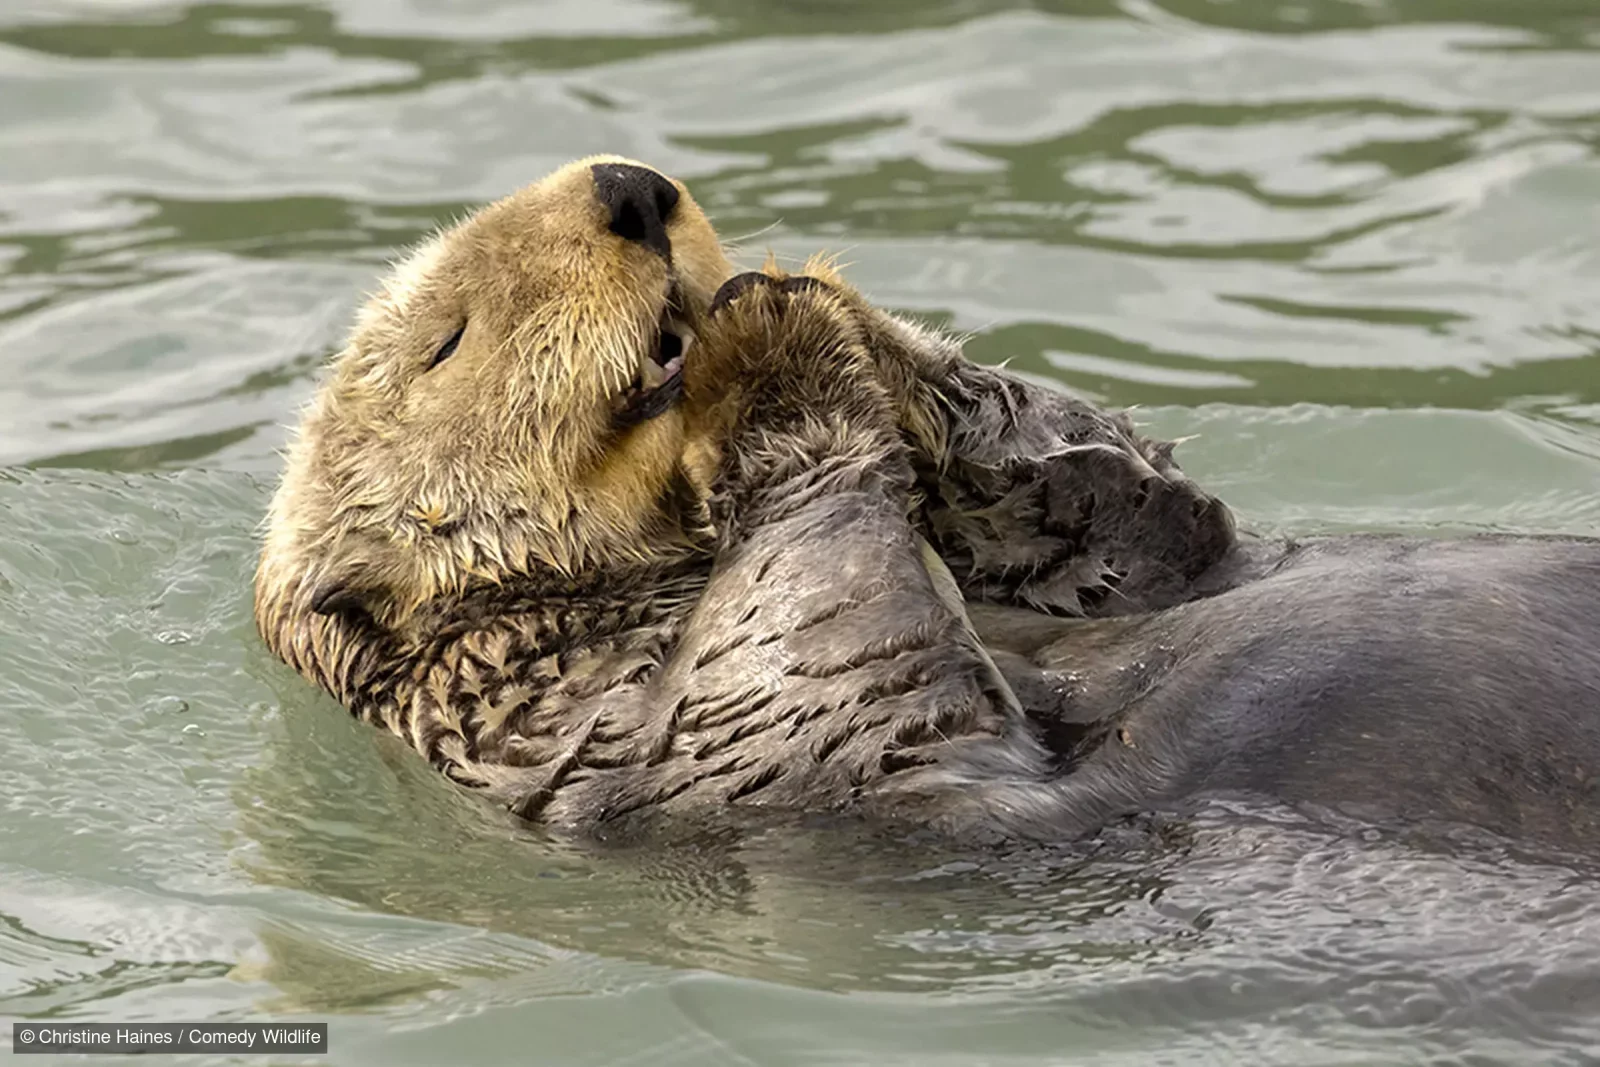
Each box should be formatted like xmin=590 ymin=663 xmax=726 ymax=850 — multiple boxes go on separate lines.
xmin=706 ymin=270 xmax=842 ymax=321
xmin=720 ymin=265 xmax=964 ymax=461
xmin=694 ymin=268 xmax=886 ymax=425
xmin=707 ymin=270 xmax=780 ymax=315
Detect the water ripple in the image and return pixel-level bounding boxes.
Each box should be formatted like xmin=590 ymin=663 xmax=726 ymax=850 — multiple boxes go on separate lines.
xmin=3 ymin=2 xmax=1600 ymax=1061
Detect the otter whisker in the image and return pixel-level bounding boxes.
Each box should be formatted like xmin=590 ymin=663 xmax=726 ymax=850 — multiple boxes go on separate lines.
xmin=721 ymin=219 xmax=782 ymax=246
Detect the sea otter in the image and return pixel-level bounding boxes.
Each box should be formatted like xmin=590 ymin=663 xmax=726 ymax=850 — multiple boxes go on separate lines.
xmin=256 ymin=156 xmax=1600 ymax=851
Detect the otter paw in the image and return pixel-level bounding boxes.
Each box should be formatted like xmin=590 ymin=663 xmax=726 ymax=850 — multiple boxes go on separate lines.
xmin=707 ymin=270 xmax=772 ymax=315
xmin=696 ymin=269 xmax=883 ymax=417
xmin=704 ymin=269 xmax=874 ymax=377
xmin=703 ymin=270 xmax=854 ymax=366
xmin=717 ymin=267 xmax=962 ymax=464
xmin=707 ymin=270 xmax=839 ymax=320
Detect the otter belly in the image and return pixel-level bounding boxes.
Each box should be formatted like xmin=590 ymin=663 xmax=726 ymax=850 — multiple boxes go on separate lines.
xmin=965 ymin=534 xmax=1600 ymax=852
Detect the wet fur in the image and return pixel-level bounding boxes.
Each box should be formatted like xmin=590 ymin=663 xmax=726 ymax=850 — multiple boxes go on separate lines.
xmin=259 ymin=248 xmax=1056 ymax=834
xmin=797 ymin=256 xmax=1238 ymax=619
xmin=958 ymin=537 xmax=1600 ymax=849
xmin=257 ymin=158 xmax=1600 ymax=852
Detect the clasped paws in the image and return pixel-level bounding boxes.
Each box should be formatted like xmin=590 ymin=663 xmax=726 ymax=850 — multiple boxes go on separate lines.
xmin=689 ymin=268 xmax=892 ymax=429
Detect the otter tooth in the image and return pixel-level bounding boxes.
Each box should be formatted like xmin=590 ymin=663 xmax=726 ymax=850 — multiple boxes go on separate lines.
xmin=668 ymin=319 xmax=695 ymax=353
xmin=640 ymin=356 xmax=667 ymax=389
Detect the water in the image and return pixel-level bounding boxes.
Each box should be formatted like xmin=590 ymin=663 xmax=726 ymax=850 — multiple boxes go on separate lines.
xmin=3 ymin=1 xmax=1600 ymax=1063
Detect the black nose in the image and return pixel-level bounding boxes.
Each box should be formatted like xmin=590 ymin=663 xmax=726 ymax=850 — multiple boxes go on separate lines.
xmin=591 ymin=163 xmax=680 ymax=260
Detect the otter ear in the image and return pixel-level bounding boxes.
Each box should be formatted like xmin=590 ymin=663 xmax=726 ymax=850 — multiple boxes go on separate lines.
xmin=306 ymin=562 xmax=385 ymax=621
xmin=303 ymin=539 xmax=406 ymax=624
xmin=308 ymin=579 xmax=369 ymax=619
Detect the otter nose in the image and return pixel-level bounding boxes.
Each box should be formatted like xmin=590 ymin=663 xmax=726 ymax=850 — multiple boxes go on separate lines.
xmin=591 ymin=163 xmax=680 ymax=260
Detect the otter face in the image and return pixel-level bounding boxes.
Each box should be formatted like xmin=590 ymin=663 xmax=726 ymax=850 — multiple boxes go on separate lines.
xmin=258 ymin=156 xmax=735 ymax=634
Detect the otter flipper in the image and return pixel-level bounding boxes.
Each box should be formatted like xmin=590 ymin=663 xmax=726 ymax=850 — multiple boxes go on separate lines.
xmin=913 ymin=363 xmax=1238 ymax=617
xmin=766 ymin=261 xmax=1241 ymax=618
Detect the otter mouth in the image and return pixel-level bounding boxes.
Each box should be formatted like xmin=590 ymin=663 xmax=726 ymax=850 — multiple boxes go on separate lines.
xmin=613 ymin=292 xmax=694 ymax=428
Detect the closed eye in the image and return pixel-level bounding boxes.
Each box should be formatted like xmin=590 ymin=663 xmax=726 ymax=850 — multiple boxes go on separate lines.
xmin=428 ymin=325 xmax=466 ymax=370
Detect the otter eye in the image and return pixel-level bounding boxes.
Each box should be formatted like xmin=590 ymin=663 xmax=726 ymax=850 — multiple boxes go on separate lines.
xmin=428 ymin=325 xmax=465 ymax=370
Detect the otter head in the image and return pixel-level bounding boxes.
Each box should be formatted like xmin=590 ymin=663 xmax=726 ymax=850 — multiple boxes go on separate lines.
xmin=256 ymin=156 xmax=735 ymax=667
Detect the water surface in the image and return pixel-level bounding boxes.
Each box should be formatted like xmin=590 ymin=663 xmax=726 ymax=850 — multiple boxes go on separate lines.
xmin=3 ymin=1 xmax=1600 ymax=1063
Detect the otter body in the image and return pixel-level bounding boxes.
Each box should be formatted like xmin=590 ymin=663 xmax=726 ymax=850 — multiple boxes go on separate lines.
xmin=962 ymin=535 xmax=1600 ymax=849
xmin=256 ymin=156 xmax=1600 ymax=854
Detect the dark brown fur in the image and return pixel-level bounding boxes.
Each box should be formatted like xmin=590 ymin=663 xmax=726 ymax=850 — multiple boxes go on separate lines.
xmin=259 ymin=159 xmax=1600 ymax=853
xmin=255 ymin=160 xmax=1236 ymax=841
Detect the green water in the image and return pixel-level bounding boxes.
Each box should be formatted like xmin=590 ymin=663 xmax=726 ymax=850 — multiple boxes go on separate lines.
xmin=3 ymin=1 xmax=1600 ymax=1063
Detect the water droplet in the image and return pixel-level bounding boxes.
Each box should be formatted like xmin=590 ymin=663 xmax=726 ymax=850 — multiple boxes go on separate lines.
xmin=156 ymin=630 xmax=193 ymax=645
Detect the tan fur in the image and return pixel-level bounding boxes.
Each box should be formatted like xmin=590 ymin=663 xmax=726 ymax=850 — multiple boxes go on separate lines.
xmin=256 ymin=156 xmax=734 ymax=689
xmin=254 ymin=157 xmax=1238 ymax=835
xmin=246 ymin=170 xmax=1600 ymax=855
